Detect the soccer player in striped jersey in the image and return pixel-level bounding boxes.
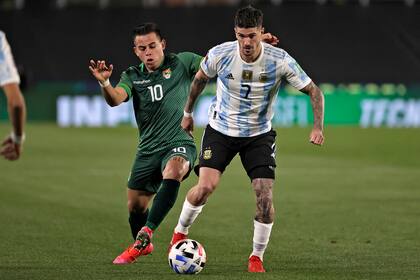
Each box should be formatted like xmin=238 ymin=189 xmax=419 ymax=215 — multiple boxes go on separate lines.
xmin=0 ymin=31 xmax=26 ymax=161
xmin=89 ymin=22 xmax=279 ymax=265
xmin=170 ymin=6 xmax=325 ymax=273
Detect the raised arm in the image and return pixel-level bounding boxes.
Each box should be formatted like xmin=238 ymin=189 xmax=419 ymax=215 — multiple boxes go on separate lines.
xmin=89 ymin=60 xmax=128 ymax=107
xmin=181 ymin=69 xmax=210 ymax=137
xmin=0 ymin=83 xmax=26 ymax=160
xmin=300 ymin=81 xmax=325 ymax=145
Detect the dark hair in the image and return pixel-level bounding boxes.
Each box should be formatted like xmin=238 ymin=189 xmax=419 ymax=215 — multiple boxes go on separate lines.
xmin=132 ymin=22 xmax=163 ymax=42
xmin=234 ymin=6 xmax=263 ymax=28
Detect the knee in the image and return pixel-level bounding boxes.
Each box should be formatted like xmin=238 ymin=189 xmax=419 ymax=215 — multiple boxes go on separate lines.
xmin=162 ymin=157 xmax=189 ymax=181
xmin=162 ymin=167 xmax=184 ymax=181
xmin=127 ymin=199 xmax=148 ymax=213
xmin=198 ymin=182 xmax=216 ymax=196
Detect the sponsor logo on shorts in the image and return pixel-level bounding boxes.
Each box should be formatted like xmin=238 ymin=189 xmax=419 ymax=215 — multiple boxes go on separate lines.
xmin=203 ymin=148 xmax=212 ymax=160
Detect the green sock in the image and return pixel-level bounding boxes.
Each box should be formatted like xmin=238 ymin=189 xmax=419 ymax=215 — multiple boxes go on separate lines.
xmin=145 ymin=179 xmax=180 ymax=231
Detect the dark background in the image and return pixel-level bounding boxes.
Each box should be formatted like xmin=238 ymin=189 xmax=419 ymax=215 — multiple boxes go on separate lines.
xmin=1 ymin=4 xmax=420 ymax=84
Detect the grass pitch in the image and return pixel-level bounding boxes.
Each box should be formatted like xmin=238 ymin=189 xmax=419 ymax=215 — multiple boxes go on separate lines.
xmin=0 ymin=124 xmax=419 ymax=280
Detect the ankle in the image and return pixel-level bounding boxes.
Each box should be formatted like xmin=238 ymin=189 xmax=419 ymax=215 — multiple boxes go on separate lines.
xmin=141 ymin=226 xmax=154 ymax=237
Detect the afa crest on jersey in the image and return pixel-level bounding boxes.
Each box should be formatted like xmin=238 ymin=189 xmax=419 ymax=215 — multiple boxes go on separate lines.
xmin=259 ymin=72 xmax=269 ymax=82
xmin=163 ymin=68 xmax=172 ymax=79
xmin=242 ymin=70 xmax=253 ymax=81
xmin=203 ymin=148 xmax=212 ymax=160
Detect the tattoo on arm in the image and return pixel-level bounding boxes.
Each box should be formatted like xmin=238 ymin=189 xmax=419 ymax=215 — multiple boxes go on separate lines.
xmin=185 ymin=74 xmax=209 ymax=112
xmin=301 ymin=82 xmax=324 ymax=131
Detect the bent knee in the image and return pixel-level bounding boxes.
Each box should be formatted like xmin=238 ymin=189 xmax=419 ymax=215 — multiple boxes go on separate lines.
xmin=163 ymin=157 xmax=189 ymax=181
xmin=162 ymin=168 xmax=185 ymax=181
xmin=127 ymin=200 xmax=148 ymax=213
xmin=197 ymin=182 xmax=217 ymax=196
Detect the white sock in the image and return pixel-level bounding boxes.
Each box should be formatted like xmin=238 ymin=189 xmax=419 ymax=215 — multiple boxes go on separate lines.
xmin=175 ymin=199 xmax=205 ymax=235
xmin=250 ymin=220 xmax=273 ymax=261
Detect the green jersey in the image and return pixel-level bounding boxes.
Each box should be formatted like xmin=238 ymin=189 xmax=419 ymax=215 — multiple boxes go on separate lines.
xmin=117 ymin=52 xmax=202 ymax=154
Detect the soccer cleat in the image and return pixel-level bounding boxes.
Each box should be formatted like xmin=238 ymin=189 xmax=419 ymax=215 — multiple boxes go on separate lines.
xmin=113 ymin=227 xmax=154 ymax=265
xmin=248 ymin=255 xmax=265 ymax=273
xmin=168 ymin=231 xmax=188 ymax=253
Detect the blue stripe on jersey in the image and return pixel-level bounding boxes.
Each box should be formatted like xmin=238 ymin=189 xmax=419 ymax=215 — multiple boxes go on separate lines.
xmin=264 ymin=49 xmax=285 ymax=61
xmin=213 ymin=42 xmax=236 ymax=56
xmin=0 ymin=34 xmax=4 ymax=62
xmin=287 ymin=58 xmax=308 ymax=83
xmin=215 ymin=63 xmax=233 ymax=132
xmin=219 ymin=55 xmax=234 ymax=74
xmin=258 ymin=60 xmax=277 ymax=132
xmin=217 ymin=94 xmax=230 ymax=133
xmin=238 ymin=66 xmax=252 ymax=137
xmin=264 ymin=44 xmax=286 ymax=60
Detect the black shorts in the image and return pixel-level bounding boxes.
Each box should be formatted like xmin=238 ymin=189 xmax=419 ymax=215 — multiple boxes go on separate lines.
xmin=197 ymin=125 xmax=277 ymax=180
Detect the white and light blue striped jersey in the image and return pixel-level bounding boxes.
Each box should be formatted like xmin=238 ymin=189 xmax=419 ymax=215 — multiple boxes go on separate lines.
xmin=0 ymin=31 xmax=20 ymax=86
xmin=201 ymin=41 xmax=311 ymax=137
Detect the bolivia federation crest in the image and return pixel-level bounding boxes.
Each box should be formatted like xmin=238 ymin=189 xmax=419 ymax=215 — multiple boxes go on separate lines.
xmin=163 ymin=68 xmax=172 ymax=79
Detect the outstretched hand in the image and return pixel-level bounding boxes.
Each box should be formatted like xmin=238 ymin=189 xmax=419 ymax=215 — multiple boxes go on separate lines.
xmin=89 ymin=60 xmax=113 ymax=83
xmin=0 ymin=135 xmax=21 ymax=161
xmin=181 ymin=116 xmax=194 ymax=138
xmin=262 ymin=33 xmax=279 ymax=46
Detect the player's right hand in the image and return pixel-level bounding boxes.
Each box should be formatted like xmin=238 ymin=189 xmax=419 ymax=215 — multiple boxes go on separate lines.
xmin=89 ymin=60 xmax=113 ymax=83
xmin=0 ymin=135 xmax=21 ymax=161
xmin=181 ymin=116 xmax=194 ymax=138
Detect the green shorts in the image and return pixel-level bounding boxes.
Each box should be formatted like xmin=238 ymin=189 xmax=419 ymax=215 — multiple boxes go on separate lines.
xmin=127 ymin=144 xmax=197 ymax=193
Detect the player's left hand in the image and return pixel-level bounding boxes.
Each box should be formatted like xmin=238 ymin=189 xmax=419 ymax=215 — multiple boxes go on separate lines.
xmin=0 ymin=135 xmax=21 ymax=160
xmin=309 ymin=128 xmax=324 ymax=146
xmin=262 ymin=33 xmax=279 ymax=46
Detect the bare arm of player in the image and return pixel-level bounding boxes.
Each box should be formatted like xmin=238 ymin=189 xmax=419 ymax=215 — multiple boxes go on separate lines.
xmin=300 ymin=81 xmax=325 ymax=146
xmin=89 ymin=60 xmax=128 ymax=107
xmin=181 ymin=69 xmax=210 ymax=137
xmin=0 ymin=83 xmax=26 ymax=160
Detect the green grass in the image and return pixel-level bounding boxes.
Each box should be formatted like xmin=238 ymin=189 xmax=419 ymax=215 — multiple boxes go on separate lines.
xmin=0 ymin=124 xmax=419 ymax=280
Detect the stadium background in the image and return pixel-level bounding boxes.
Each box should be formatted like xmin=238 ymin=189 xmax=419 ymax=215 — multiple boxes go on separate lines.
xmin=1 ymin=1 xmax=419 ymax=279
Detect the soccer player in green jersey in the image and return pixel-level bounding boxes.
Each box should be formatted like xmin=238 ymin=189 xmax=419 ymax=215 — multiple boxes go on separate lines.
xmin=89 ymin=23 xmax=201 ymax=264
xmin=89 ymin=22 xmax=278 ymax=265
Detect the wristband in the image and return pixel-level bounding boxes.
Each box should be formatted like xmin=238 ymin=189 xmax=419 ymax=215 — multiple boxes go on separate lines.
xmin=183 ymin=110 xmax=193 ymax=117
xmin=10 ymin=131 xmax=25 ymax=145
xmin=99 ymin=79 xmax=110 ymax=87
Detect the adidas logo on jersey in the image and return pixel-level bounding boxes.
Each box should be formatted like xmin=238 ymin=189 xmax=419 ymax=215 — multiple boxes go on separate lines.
xmin=225 ymin=73 xmax=234 ymax=80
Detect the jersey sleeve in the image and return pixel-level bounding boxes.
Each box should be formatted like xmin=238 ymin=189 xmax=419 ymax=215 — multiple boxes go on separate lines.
xmin=116 ymin=71 xmax=133 ymax=100
xmin=0 ymin=31 xmax=21 ymax=86
xmin=200 ymin=47 xmax=218 ymax=78
xmin=281 ymin=52 xmax=312 ymax=90
xmin=177 ymin=52 xmax=203 ymax=79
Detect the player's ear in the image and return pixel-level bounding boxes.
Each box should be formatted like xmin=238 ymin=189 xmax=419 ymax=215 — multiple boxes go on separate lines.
xmin=161 ymin=39 xmax=166 ymax=50
xmin=261 ymin=27 xmax=265 ymax=34
xmin=133 ymin=46 xmax=138 ymax=56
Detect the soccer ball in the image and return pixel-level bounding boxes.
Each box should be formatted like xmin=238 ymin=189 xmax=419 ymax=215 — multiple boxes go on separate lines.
xmin=168 ymin=239 xmax=206 ymax=274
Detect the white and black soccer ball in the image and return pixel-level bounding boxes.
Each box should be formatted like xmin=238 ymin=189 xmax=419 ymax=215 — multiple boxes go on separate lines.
xmin=168 ymin=239 xmax=206 ymax=274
